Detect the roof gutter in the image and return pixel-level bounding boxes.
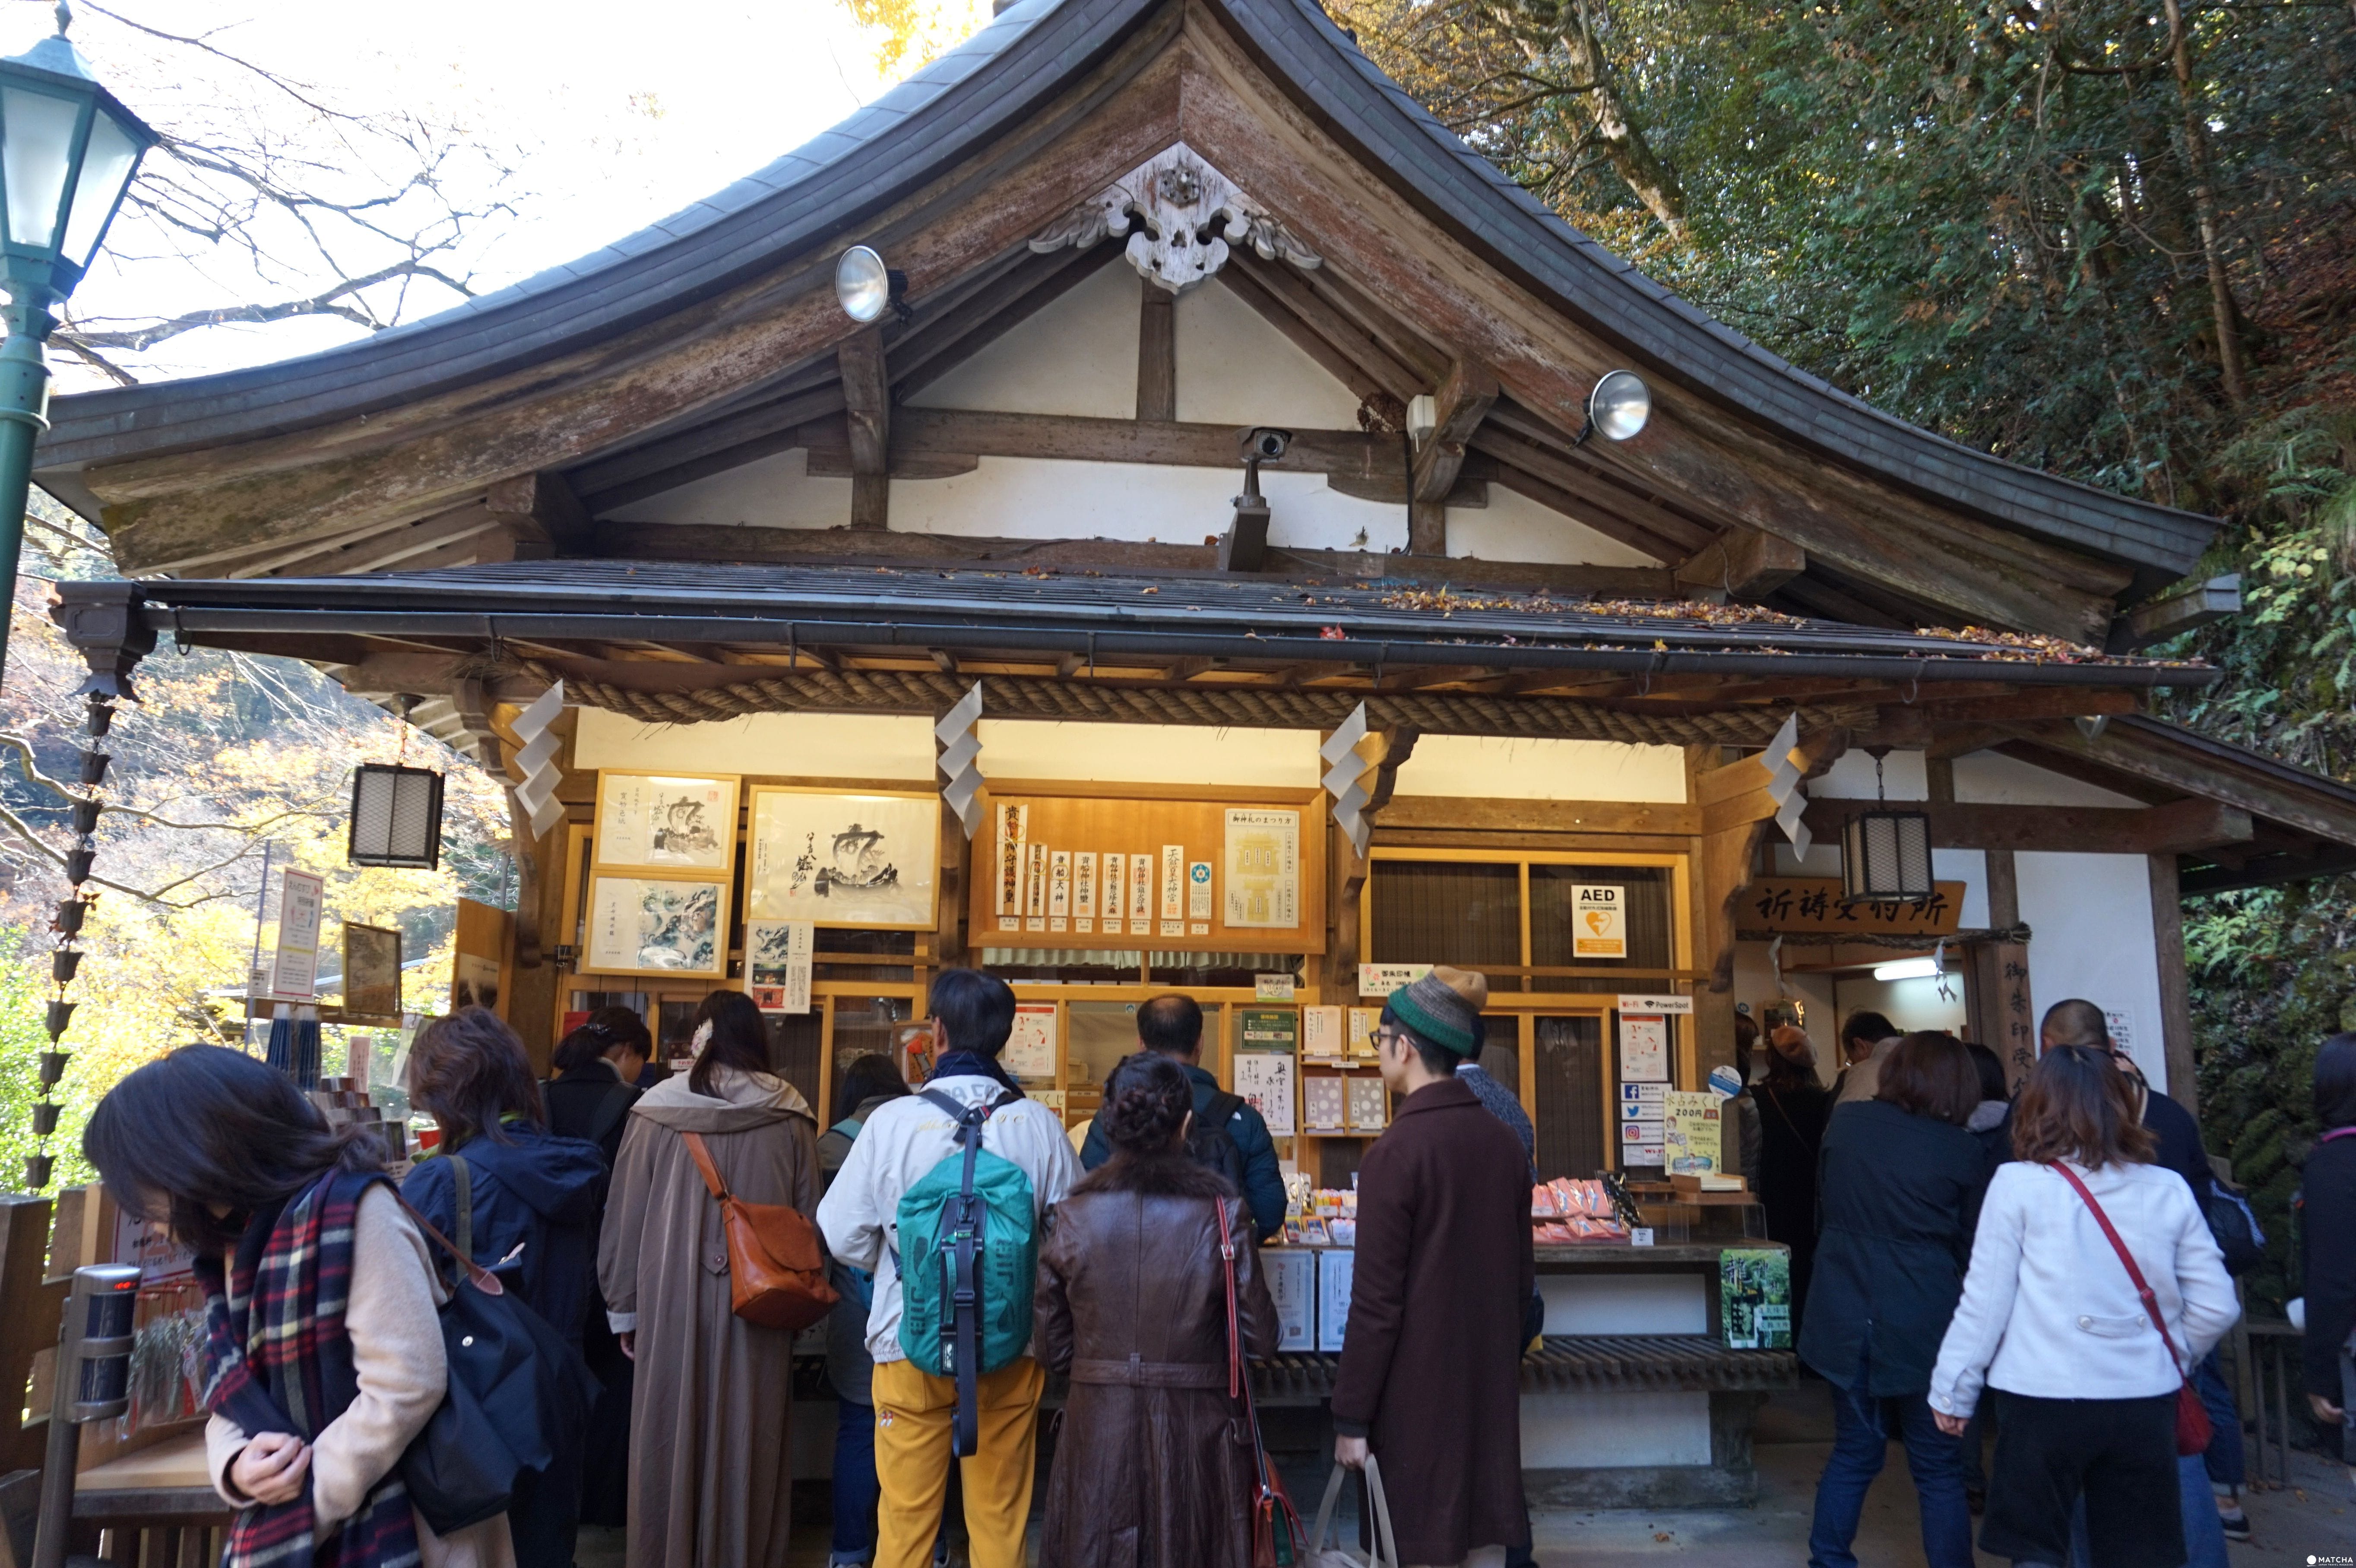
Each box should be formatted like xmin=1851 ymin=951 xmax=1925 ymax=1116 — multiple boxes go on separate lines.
xmin=142 ymin=604 xmax=2217 ymax=689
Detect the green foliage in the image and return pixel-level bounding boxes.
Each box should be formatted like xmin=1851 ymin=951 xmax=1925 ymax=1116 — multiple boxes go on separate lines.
xmin=0 ymin=929 xmax=94 ymax=1191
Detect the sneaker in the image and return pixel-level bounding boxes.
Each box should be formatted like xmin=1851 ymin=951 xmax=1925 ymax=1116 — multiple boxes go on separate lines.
xmin=2219 ymin=1509 xmax=2252 ymax=1542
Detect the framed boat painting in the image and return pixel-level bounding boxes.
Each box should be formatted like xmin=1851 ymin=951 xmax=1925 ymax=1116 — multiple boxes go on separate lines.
xmin=594 ymin=772 xmax=740 ymax=875
xmin=747 ymin=786 xmax=940 ymax=930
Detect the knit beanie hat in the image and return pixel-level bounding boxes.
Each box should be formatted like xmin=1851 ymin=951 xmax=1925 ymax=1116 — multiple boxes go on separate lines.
xmin=1383 ymin=964 xmax=1488 ymax=1057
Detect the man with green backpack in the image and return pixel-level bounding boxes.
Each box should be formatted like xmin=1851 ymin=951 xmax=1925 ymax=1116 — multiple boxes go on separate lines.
xmin=817 ymin=970 xmax=1081 ymax=1568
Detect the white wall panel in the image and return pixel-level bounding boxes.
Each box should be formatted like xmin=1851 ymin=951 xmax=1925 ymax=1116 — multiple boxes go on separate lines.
xmin=1521 ymin=1391 xmax=1713 ymax=1468
xmin=1390 ymin=738 xmax=1687 ymax=802
xmin=2016 ymin=851 xmax=2167 ymax=1085
xmin=905 ymin=260 xmax=1141 ymax=417
xmin=1444 ymin=481 xmax=1663 ymax=566
xmin=1954 ymin=749 xmax=2145 ymax=807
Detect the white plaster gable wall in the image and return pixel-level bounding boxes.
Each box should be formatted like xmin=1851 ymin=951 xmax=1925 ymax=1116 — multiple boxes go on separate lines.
xmin=1954 ymin=749 xmax=2147 ymax=807
xmin=1172 ymin=278 xmax=1366 ymax=427
xmin=605 ymin=445 xmax=847 ymax=529
xmin=2015 ymin=850 xmax=2168 ymax=1088
xmin=878 ymin=457 xmax=1410 ymax=550
xmin=1811 ymin=748 xmax=1930 ymax=800
xmin=1445 ymin=482 xmax=1662 ymax=567
xmin=906 ymin=260 xmax=1141 ymax=417
xmin=1391 ymin=737 xmax=1687 ymax=802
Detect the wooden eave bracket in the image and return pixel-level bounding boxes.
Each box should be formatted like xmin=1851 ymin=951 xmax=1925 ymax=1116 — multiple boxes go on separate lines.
xmin=1674 ymin=528 xmax=1806 ymax=603
xmin=1409 ymin=360 xmax=1500 ymax=504
xmin=2113 ymin=574 xmax=2240 ymax=652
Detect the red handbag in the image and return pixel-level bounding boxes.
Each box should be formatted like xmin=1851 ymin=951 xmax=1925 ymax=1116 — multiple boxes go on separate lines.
xmin=1218 ymin=1198 xmax=1306 ymax=1567
xmin=2054 ymin=1163 xmax=2214 ymax=1456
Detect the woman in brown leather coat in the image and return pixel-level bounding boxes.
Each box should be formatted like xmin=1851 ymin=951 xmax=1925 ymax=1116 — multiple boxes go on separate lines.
xmin=1034 ymin=1051 xmax=1279 ymax=1568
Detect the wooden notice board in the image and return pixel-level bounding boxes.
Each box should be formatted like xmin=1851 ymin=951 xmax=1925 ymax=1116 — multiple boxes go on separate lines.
xmin=968 ymin=784 xmax=1325 ymax=953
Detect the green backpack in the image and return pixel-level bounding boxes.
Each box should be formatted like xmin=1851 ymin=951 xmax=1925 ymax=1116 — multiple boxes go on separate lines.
xmin=894 ymin=1087 xmax=1037 ymax=1454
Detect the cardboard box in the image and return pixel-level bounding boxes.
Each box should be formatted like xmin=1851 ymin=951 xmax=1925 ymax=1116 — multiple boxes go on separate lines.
xmin=1317 ymin=1249 xmax=1355 ymax=1352
xmin=1264 ymin=1249 xmax=1316 ymax=1351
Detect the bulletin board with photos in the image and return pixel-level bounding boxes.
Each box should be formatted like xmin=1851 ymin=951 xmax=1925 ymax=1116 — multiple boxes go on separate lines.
xmin=966 ymin=784 xmax=1325 ymax=954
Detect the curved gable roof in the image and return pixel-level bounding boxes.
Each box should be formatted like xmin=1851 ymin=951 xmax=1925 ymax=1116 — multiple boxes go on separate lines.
xmin=36 ymin=0 xmax=2215 ymax=581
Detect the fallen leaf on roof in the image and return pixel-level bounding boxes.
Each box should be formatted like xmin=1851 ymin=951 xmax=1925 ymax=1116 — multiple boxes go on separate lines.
xmin=1320 ymin=626 xmax=1347 ymax=640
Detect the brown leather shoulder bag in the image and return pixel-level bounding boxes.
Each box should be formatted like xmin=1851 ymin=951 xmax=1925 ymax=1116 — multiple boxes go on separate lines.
xmin=681 ymin=1129 xmax=839 ymax=1332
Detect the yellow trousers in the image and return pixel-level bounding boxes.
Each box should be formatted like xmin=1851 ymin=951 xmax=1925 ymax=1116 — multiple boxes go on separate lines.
xmin=871 ymin=1355 xmax=1045 ymax=1568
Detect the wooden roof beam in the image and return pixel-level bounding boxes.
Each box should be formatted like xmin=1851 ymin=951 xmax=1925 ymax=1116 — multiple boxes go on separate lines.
xmin=1404 ymin=357 xmax=1498 ymax=504
xmin=1674 ymin=528 xmax=1805 ymax=603
xmin=839 ymin=326 xmax=891 ymax=531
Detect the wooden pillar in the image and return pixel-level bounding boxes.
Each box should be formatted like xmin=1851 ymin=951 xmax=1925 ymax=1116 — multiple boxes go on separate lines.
xmin=0 ymin=1195 xmax=64 ymax=1473
xmin=1979 ymin=849 xmax=2036 ymax=1090
xmin=1408 ymin=499 xmax=1446 ymax=556
xmin=841 ymin=327 xmax=891 ymax=530
xmin=1137 ymin=283 xmax=1175 ymax=422
xmin=2150 ymin=852 xmax=2199 ymax=1113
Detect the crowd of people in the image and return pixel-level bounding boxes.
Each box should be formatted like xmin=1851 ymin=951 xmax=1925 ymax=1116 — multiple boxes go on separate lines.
xmin=67 ymin=965 xmax=2356 ymax=1568
xmin=1740 ymin=999 xmax=2278 ymax=1568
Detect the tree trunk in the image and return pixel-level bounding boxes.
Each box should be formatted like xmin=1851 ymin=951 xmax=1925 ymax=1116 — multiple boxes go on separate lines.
xmin=1553 ymin=0 xmax=1691 ymax=243
xmin=2161 ymin=0 xmax=2249 ymax=406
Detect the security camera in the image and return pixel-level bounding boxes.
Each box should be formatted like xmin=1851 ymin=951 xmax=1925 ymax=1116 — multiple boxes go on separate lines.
xmin=1242 ymin=427 xmax=1293 ymax=461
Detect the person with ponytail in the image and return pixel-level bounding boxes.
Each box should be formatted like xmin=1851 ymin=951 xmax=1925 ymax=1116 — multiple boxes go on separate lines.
xmin=597 ymin=989 xmax=819 ymax=1568
xmin=84 ymin=1046 xmax=513 ymax=1567
xmin=1033 ymin=1051 xmax=1277 ymax=1568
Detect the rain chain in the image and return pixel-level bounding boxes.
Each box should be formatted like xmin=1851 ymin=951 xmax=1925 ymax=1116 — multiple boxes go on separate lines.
xmin=28 ymin=692 xmax=111 ymax=1190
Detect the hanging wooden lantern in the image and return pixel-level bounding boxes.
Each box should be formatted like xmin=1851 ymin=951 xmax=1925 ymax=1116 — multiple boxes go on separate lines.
xmin=1840 ymin=809 xmax=1935 ymax=903
xmin=348 ymin=763 xmax=444 ymax=869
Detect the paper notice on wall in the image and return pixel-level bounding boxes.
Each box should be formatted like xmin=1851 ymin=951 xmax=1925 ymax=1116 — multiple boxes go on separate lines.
xmin=1223 ymin=807 xmax=1301 ymax=929
xmin=994 ymin=802 xmax=1027 ymax=915
xmin=1188 ymin=860 xmax=1213 ymax=920
xmin=1664 ymin=1090 xmax=1722 ymax=1173
xmin=2104 ymin=1008 xmax=2134 ymax=1055
xmin=1160 ymin=845 xmax=1186 ymax=920
xmin=1256 ymin=973 xmax=1296 ymax=1001
xmin=1619 ymin=1013 xmax=1670 ymax=1082
xmin=1050 ymin=851 xmax=1072 ymax=918
xmin=1130 ymin=854 xmax=1153 ymax=923
xmin=1265 ymin=1249 xmax=1316 ymax=1350
xmin=1358 ymin=963 xmax=1429 ymax=998
xmin=1618 ymin=994 xmax=1694 ymax=1015
xmin=1232 ymin=1051 xmax=1295 ymax=1134
xmin=270 ymin=869 xmax=326 ymax=999
xmin=1302 ymin=1005 xmax=1345 ymax=1061
xmin=1317 ymin=1251 xmax=1355 ymax=1350
xmin=1574 ymin=884 xmax=1627 ymax=958
xmin=1074 ymin=852 xmax=1097 ymax=919
xmin=1004 ymin=1003 xmax=1058 ymax=1081
xmin=747 ymin=920 xmax=814 ymax=1013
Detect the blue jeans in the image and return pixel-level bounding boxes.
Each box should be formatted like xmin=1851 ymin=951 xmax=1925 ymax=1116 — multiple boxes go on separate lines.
xmin=2194 ymin=1350 xmax=2243 ymax=1491
xmin=1808 ymin=1358 xmax=1974 ymax=1568
xmin=832 ymin=1396 xmax=880 ymax=1564
xmin=2068 ymin=1451 xmax=2228 ymax=1568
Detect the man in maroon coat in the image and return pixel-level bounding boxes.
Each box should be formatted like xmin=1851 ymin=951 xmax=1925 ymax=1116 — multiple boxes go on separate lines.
xmin=1332 ymin=968 xmax=1536 ymax=1567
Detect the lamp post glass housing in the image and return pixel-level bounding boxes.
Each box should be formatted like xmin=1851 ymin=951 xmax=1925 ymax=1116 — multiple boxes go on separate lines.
xmin=0 ymin=10 xmax=155 ymax=689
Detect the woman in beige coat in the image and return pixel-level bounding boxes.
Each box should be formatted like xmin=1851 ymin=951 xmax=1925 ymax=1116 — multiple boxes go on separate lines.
xmin=84 ymin=1046 xmax=511 ymax=1568
xmin=598 ymin=990 xmax=820 ymax=1568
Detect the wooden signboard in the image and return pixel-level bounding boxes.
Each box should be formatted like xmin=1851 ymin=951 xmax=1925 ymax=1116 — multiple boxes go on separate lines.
xmin=1741 ymin=878 xmax=1967 ymax=937
xmin=968 ymin=785 xmax=1324 ymax=953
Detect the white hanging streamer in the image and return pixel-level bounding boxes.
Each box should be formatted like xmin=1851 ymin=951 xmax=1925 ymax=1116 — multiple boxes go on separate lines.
xmin=1760 ymin=710 xmax=1811 ymax=857
xmin=935 ymin=682 xmax=987 ymax=838
xmin=511 ymin=680 xmax=568 ymax=839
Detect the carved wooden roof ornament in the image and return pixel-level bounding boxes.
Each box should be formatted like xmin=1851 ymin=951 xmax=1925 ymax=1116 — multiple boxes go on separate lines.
xmin=1028 ymin=142 xmax=1321 ymax=293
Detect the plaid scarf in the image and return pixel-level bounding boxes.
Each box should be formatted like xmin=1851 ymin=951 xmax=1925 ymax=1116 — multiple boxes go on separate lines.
xmin=196 ymin=1169 xmax=422 ymax=1568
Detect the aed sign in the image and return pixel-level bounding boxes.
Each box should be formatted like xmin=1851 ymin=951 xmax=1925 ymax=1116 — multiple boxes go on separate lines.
xmin=1573 ymin=884 xmax=1627 ymax=959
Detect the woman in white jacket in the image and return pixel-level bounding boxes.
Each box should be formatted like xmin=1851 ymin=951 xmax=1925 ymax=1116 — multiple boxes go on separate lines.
xmin=1929 ymin=1046 xmax=2237 ymax=1568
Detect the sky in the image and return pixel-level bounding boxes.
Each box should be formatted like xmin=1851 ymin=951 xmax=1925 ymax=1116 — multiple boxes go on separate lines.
xmin=2 ymin=0 xmax=991 ymax=389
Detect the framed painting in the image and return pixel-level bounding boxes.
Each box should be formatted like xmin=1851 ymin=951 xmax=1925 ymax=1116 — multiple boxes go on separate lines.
xmin=583 ymin=875 xmax=730 ymax=978
xmin=594 ymin=773 xmax=741 ymax=874
xmin=341 ymin=922 xmax=403 ymax=1025
xmin=747 ymin=787 xmax=940 ymax=930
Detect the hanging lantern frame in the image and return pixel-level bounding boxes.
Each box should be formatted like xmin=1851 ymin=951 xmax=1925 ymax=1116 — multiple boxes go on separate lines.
xmin=348 ymin=763 xmax=445 ymax=870
xmin=1840 ymin=807 xmax=1936 ymax=904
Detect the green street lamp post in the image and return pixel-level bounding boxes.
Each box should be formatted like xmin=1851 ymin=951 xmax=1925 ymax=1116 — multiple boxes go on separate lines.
xmin=0 ymin=4 xmax=153 ymax=685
